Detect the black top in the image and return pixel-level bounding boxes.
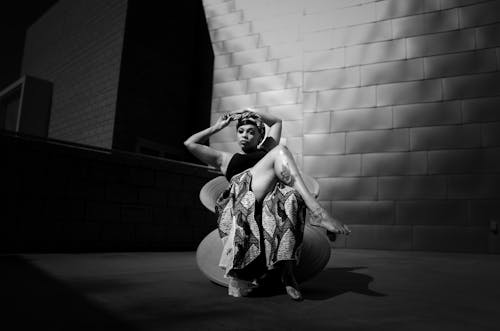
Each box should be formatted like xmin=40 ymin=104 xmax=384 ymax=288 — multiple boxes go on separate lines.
xmin=225 ymin=149 xmax=267 ymax=180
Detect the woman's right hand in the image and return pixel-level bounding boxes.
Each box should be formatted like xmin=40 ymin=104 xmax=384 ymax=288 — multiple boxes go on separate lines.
xmin=213 ymin=113 xmax=232 ymax=131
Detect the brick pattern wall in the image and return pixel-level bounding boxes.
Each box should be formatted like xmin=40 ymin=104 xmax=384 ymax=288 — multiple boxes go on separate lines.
xmin=1 ymin=132 xmax=217 ymax=252
xmin=202 ymin=0 xmax=500 ymax=252
xmin=21 ymin=0 xmax=128 ymax=148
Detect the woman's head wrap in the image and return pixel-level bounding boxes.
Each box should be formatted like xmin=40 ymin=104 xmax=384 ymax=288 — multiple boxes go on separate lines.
xmin=236 ymin=111 xmax=265 ymax=138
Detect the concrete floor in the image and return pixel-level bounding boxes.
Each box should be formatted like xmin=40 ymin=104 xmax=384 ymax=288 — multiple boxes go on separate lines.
xmin=2 ymin=249 xmax=500 ymax=331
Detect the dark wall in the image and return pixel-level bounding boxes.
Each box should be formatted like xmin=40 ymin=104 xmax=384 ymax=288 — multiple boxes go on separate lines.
xmin=1 ymin=131 xmax=218 ymax=253
xmin=113 ymin=0 xmax=214 ymax=163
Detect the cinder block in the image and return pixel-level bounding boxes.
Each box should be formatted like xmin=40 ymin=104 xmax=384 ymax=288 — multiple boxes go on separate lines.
xmin=411 ymin=124 xmax=481 ymax=150
xmin=331 ymin=201 xmax=394 ymax=225
xmin=213 ymin=67 xmax=239 ymax=84
xmin=425 ymin=49 xmax=497 ymax=79
xmin=304 ymin=112 xmax=331 ymax=134
xmin=256 ymin=88 xmax=298 ymax=106
xmin=379 ymin=175 xmax=447 ymax=200
xmin=212 ymin=22 xmax=251 ymax=42
xmin=345 ymin=39 xmax=406 ymax=66
xmin=277 ymin=56 xmax=303 ymax=73
xmin=286 ymin=72 xmax=302 ymax=88
xmin=303 ymin=132 xmax=346 ymax=155
xmin=223 ymin=34 xmax=259 ymax=53
xmin=247 ymin=74 xmax=287 ymax=93
xmin=476 ymin=23 xmax=500 ymax=48
xmin=407 ymin=29 xmax=475 ymax=58
xmin=318 ymin=86 xmax=376 ymax=111
xmin=362 ymin=151 xmax=427 ymax=176
xmin=304 ymin=30 xmax=333 ymax=52
xmin=239 ymin=60 xmax=278 ymax=79
xmin=361 ymin=59 xmax=424 ymax=86
xmin=205 ymin=1 xmax=235 ymax=18
xmin=304 ymin=49 xmax=344 ymax=71
xmin=303 ymin=154 xmax=361 ymax=177
xmin=250 ymin=14 xmax=301 ymax=33
xmin=392 ymin=8 xmax=459 ymax=39
xmin=428 ymin=148 xmax=500 ymax=174
xmin=303 ymin=91 xmax=317 ymax=112
xmin=346 ymin=129 xmax=409 ymax=153
xmin=282 ymin=120 xmax=303 ymax=137
xmin=345 ymin=225 xmax=412 ymax=250
xmin=268 ymin=43 xmax=303 ymax=60
xmin=444 ymin=72 xmax=500 ymax=100
xmin=469 ymin=199 xmax=500 ymax=226
xmin=212 ymin=41 xmax=226 ymax=55
xmin=207 ymin=11 xmax=243 ymax=30
xmin=304 ymin=67 xmax=360 ymax=91
xmin=447 ymin=174 xmax=500 ymax=198
xmin=284 ymin=136 xmax=303 ymax=154
xmin=209 ymin=141 xmax=240 ymax=153
xmin=267 ymin=104 xmax=302 ymax=121
xmin=459 ymin=0 xmax=500 ymax=28
xmin=301 ymin=12 xmax=335 ymax=32
xmin=463 ymin=97 xmax=500 ymax=123
xmin=209 ymin=125 xmax=238 ymax=142
xmin=232 ymin=47 xmax=268 ymax=66
xmin=412 ymin=226 xmax=488 ymax=253
xmin=396 ymin=200 xmax=467 ymax=225
xmin=213 ymin=80 xmax=247 ymax=98
xmin=317 ymin=177 xmax=378 ymax=200
xmin=331 ymin=21 xmax=392 ymax=48
xmin=332 ymin=107 xmax=393 ymax=132
xmin=440 ymin=0 xmax=486 ymax=10
xmin=482 ymin=122 xmax=500 ymax=147
xmin=393 ymin=101 xmax=461 ymax=128
xmin=376 ymin=0 xmax=440 ymax=20
xmin=260 ymin=28 xmax=300 ymax=46
xmin=377 ymin=80 xmax=442 ymax=106
xmin=219 ymin=93 xmax=257 ymax=111
xmin=214 ymin=54 xmax=231 ymax=68
xmin=333 ymin=3 xmax=377 ymax=28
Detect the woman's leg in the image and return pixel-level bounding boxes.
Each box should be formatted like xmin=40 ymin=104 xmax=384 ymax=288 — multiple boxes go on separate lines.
xmin=250 ymin=145 xmax=350 ymax=234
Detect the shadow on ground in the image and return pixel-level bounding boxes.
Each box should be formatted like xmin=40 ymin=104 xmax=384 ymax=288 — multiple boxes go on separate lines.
xmin=301 ymin=267 xmax=386 ymax=300
xmin=1 ymin=255 xmax=138 ymax=331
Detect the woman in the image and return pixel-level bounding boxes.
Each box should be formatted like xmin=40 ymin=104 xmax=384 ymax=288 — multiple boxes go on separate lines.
xmin=184 ymin=109 xmax=350 ymax=300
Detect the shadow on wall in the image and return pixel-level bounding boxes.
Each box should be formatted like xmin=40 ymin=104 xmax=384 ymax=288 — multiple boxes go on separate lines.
xmin=317 ymin=0 xmax=500 ymax=253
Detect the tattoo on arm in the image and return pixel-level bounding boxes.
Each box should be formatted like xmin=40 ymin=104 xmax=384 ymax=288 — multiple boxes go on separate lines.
xmin=280 ymin=163 xmax=295 ymax=186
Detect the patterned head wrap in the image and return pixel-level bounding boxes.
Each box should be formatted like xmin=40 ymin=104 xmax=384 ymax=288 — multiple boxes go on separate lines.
xmin=236 ymin=111 xmax=265 ymax=138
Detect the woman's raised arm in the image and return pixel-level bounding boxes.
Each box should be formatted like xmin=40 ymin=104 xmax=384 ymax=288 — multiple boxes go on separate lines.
xmin=184 ymin=114 xmax=232 ymax=171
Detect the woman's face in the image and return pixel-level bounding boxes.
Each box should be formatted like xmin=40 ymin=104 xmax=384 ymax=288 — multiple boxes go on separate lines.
xmin=237 ymin=124 xmax=261 ymax=153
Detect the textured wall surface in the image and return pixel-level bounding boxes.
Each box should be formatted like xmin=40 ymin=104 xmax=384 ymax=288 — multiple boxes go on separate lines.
xmin=203 ymin=0 xmax=500 ymax=252
xmin=1 ymin=132 xmax=216 ymax=253
xmin=21 ymin=0 xmax=127 ymax=148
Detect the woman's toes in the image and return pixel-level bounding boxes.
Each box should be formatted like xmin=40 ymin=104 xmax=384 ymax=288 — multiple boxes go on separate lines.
xmin=285 ymin=286 xmax=303 ymax=301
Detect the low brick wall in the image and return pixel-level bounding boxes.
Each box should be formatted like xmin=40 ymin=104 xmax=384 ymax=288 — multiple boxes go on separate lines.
xmin=1 ymin=131 xmax=218 ymax=253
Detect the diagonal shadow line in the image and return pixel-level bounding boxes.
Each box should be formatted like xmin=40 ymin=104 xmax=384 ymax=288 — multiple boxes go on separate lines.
xmin=0 ymin=255 xmax=138 ymax=331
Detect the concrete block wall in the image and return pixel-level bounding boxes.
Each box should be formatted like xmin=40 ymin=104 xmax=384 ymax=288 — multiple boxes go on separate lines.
xmin=1 ymin=132 xmax=217 ymax=253
xmin=21 ymin=0 xmax=127 ymax=148
xmin=202 ymin=0 xmax=500 ymax=253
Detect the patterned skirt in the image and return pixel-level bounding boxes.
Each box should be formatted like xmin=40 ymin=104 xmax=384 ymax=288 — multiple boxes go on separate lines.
xmin=215 ymin=170 xmax=306 ymax=281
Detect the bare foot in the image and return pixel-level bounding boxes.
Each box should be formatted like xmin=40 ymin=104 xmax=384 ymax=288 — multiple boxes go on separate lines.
xmin=309 ymin=207 xmax=351 ymax=235
xmin=282 ymin=274 xmax=303 ymax=301
xmin=281 ymin=263 xmax=303 ymax=301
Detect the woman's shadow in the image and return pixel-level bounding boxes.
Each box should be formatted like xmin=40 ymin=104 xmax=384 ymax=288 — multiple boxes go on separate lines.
xmin=300 ymin=266 xmax=386 ymax=300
